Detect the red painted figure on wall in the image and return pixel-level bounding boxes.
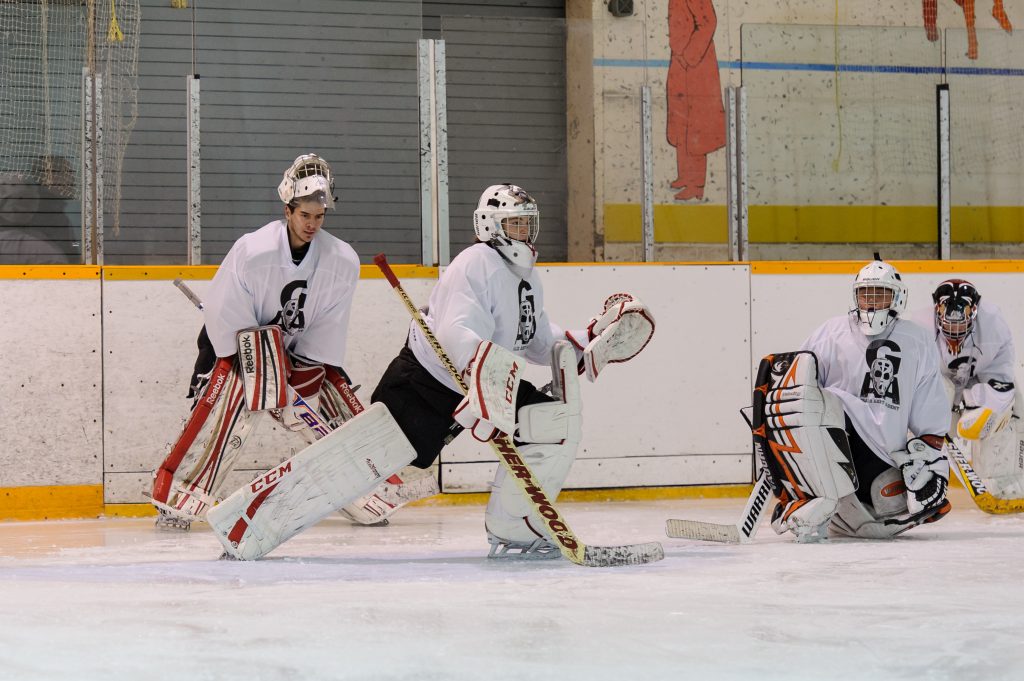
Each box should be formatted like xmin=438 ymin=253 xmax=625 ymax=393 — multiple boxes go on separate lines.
xmin=667 ymin=0 xmax=726 ymax=202
xmin=923 ymin=0 xmax=1013 ymax=59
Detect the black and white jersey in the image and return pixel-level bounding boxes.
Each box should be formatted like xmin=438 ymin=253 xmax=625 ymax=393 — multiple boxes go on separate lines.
xmin=203 ymin=219 xmax=360 ymax=367
xmin=408 ymin=243 xmax=564 ymax=394
xmin=910 ymin=301 xmax=1017 ymax=416
xmin=801 ymin=314 xmax=949 ymax=464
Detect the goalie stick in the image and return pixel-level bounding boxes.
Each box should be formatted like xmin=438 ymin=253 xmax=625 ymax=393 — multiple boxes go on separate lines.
xmin=374 ymin=253 xmax=663 ymax=567
xmin=665 ymin=466 xmax=774 ymax=543
xmin=945 ymin=436 xmax=1024 ymax=514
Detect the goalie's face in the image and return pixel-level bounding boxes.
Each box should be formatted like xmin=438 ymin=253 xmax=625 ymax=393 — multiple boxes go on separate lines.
xmin=856 ymin=286 xmax=894 ymax=312
xmin=501 ymin=215 xmax=538 ymax=243
xmin=285 ymin=198 xmax=327 ymax=249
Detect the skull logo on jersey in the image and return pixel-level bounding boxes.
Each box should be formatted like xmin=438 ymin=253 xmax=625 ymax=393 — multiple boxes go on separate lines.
xmin=860 ymin=339 xmax=902 ymax=404
xmin=947 ymin=356 xmax=976 ymax=389
xmin=270 ymin=279 xmax=308 ymax=334
xmin=514 ymin=280 xmax=537 ymax=349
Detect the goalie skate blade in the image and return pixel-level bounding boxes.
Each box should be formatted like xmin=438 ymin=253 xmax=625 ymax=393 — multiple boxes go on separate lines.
xmin=665 ymin=519 xmax=743 ymax=544
xmin=582 ymin=541 xmax=665 ymax=567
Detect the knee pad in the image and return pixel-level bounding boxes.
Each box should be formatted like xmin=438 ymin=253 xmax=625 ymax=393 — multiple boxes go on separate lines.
xmin=831 ymin=467 xmax=910 ymax=539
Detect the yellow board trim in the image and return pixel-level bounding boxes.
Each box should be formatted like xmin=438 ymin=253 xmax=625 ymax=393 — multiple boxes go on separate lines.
xmin=3 ymin=483 xmax=752 ymax=521
xmin=604 ymin=204 xmax=1024 ymax=244
xmin=0 ymin=484 xmax=104 ymax=521
xmin=751 ymin=259 xmax=1024 ymax=275
xmin=0 ymin=265 xmax=100 ymax=279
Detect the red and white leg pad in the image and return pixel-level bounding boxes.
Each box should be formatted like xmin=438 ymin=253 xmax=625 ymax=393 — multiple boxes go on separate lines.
xmin=151 ymin=357 xmax=260 ymax=527
xmin=337 ymin=466 xmax=441 ymax=525
xmin=207 ymin=403 xmax=416 ymax=560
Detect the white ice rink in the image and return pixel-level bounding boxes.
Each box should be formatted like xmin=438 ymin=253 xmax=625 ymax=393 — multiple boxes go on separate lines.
xmin=1 ymin=489 xmax=1022 ymax=681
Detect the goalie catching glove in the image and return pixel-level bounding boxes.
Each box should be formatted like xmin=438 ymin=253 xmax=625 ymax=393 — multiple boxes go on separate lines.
xmin=891 ymin=435 xmax=949 ymax=517
xmin=566 ymin=293 xmax=655 ymax=382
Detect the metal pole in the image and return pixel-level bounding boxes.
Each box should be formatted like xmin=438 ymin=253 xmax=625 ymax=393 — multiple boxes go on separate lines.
xmin=94 ymin=72 xmax=104 ymax=266
xmin=738 ymin=86 xmax=749 ymax=262
xmin=80 ymin=68 xmax=93 ymax=264
xmin=434 ymin=40 xmax=450 ymax=267
xmin=640 ymin=85 xmax=654 ymax=262
xmin=937 ymin=83 xmax=951 ymax=260
xmin=725 ymin=87 xmax=739 ymax=261
xmin=417 ymin=39 xmax=434 ymax=266
xmin=187 ymin=74 xmax=202 ymax=265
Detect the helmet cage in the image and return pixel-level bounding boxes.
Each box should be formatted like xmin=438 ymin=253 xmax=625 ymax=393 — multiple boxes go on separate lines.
xmin=473 ymin=184 xmax=540 ymax=245
xmin=851 ymin=261 xmax=907 ymax=336
xmin=278 ymin=154 xmax=336 ymax=209
xmin=933 ymin=279 xmax=980 ymax=342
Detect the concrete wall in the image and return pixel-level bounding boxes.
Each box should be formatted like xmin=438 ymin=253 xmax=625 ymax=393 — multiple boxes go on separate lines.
xmin=5 ymin=260 xmax=1024 ymax=509
xmin=568 ymin=0 xmax=1024 ymax=262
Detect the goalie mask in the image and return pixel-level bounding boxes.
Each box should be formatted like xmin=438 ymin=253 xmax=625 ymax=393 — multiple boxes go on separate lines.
xmin=851 ymin=259 xmax=907 ymax=336
xmin=933 ymin=279 xmax=980 ymax=352
xmin=473 ymin=184 xmax=540 ymax=277
xmin=278 ymin=153 xmax=336 ymax=209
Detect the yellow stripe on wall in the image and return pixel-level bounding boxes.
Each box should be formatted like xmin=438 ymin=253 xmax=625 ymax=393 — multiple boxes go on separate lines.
xmin=0 ymin=485 xmax=104 ymax=521
xmin=0 ymin=265 xmax=100 ymax=279
xmin=604 ymin=204 xmax=1024 ymax=243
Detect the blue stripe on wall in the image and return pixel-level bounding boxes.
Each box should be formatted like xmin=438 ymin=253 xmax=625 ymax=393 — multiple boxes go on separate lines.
xmin=593 ymin=58 xmax=1024 ymax=77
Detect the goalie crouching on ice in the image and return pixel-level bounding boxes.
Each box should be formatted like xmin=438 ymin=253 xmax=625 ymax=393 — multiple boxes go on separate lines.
xmin=753 ymin=258 xmax=951 ymax=542
xmin=369 ymin=183 xmax=655 ymax=558
xmin=150 ymin=154 xmax=434 ymax=532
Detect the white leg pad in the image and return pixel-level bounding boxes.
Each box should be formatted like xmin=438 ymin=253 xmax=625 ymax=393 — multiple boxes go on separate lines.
xmin=972 ymin=419 xmax=1024 ymax=498
xmin=207 ymin=403 xmax=416 ymax=560
xmin=485 ymin=341 xmax=581 ymax=545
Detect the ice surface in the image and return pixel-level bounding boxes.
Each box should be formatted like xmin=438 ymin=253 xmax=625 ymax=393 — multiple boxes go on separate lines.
xmin=0 ymin=489 xmax=1022 ymax=681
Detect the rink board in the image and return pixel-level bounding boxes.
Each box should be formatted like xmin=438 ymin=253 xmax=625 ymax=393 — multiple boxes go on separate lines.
xmin=5 ymin=261 xmax=1024 ymax=509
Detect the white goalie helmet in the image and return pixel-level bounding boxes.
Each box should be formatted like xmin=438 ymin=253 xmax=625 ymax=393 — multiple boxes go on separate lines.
xmin=277 ymin=153 xmax=336 ymax=209
xmin=851 ymin=259 xmax=908 ymax=336
xmin=473 ymin=184 xmax=540 ymax=275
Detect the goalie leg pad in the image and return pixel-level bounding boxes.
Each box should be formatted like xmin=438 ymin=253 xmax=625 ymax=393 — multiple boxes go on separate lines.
xmin=454 ymin=341 xmax=522 ymax=438
xmin=753 ymin=351 xmax=857 ymax=542
xmin=206 ymin=403 xmax=416 ymax=560
xmin=319 ymin=365 xmax=364 ymax=428
xmin=236 ymin=326 xmax=289 ymax=412
xmin=151 ymin=357 xmax=259 ymax=523
xmin=337 ymin=466 xmax=441 ymax=525
xmin=485 ymin=341 xmax=581 ymax=548
xmin=971 ymin=418 xmax=1024 ymax=498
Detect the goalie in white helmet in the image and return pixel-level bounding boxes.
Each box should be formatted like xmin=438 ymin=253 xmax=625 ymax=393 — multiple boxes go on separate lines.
xmin=911 ymin=279 xmax=1024 ymax=499
xmin=752 ymin=257 xmax=951 ymax=542
xmin=368 ymin=183 xmax=655 ymax=556
xmin=150 ymin=153 xmax=426 ymax=532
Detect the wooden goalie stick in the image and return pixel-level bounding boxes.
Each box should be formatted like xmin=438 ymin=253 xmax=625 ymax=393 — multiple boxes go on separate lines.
xmin=945 ymin=436 xmax=1024 ymax=514
xmin=665 ymin=466 xmax=774 ymax=543
xmin=373 ymin=253 xmax=664 ymax=567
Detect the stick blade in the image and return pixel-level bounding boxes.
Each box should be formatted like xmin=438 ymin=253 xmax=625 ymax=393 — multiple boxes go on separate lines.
xmin=665 ymin=519 xmax=743 ymax=544
xmin=582 ymin=541 xmax=665 ymax=567
xmin=974 ymin=492 xmax=1024 ymax=514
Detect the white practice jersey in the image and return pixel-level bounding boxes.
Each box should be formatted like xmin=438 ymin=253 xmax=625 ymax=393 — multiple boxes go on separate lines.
xmin=800 ymin=314 xmax=949 ymax=465
xmin=909 ymin=302 xmax=1017 ymax=415
xmin=408 ymin=243 xmax=565 ymax=393
xmin=203 ymin=220 xmax=360 ymax=367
